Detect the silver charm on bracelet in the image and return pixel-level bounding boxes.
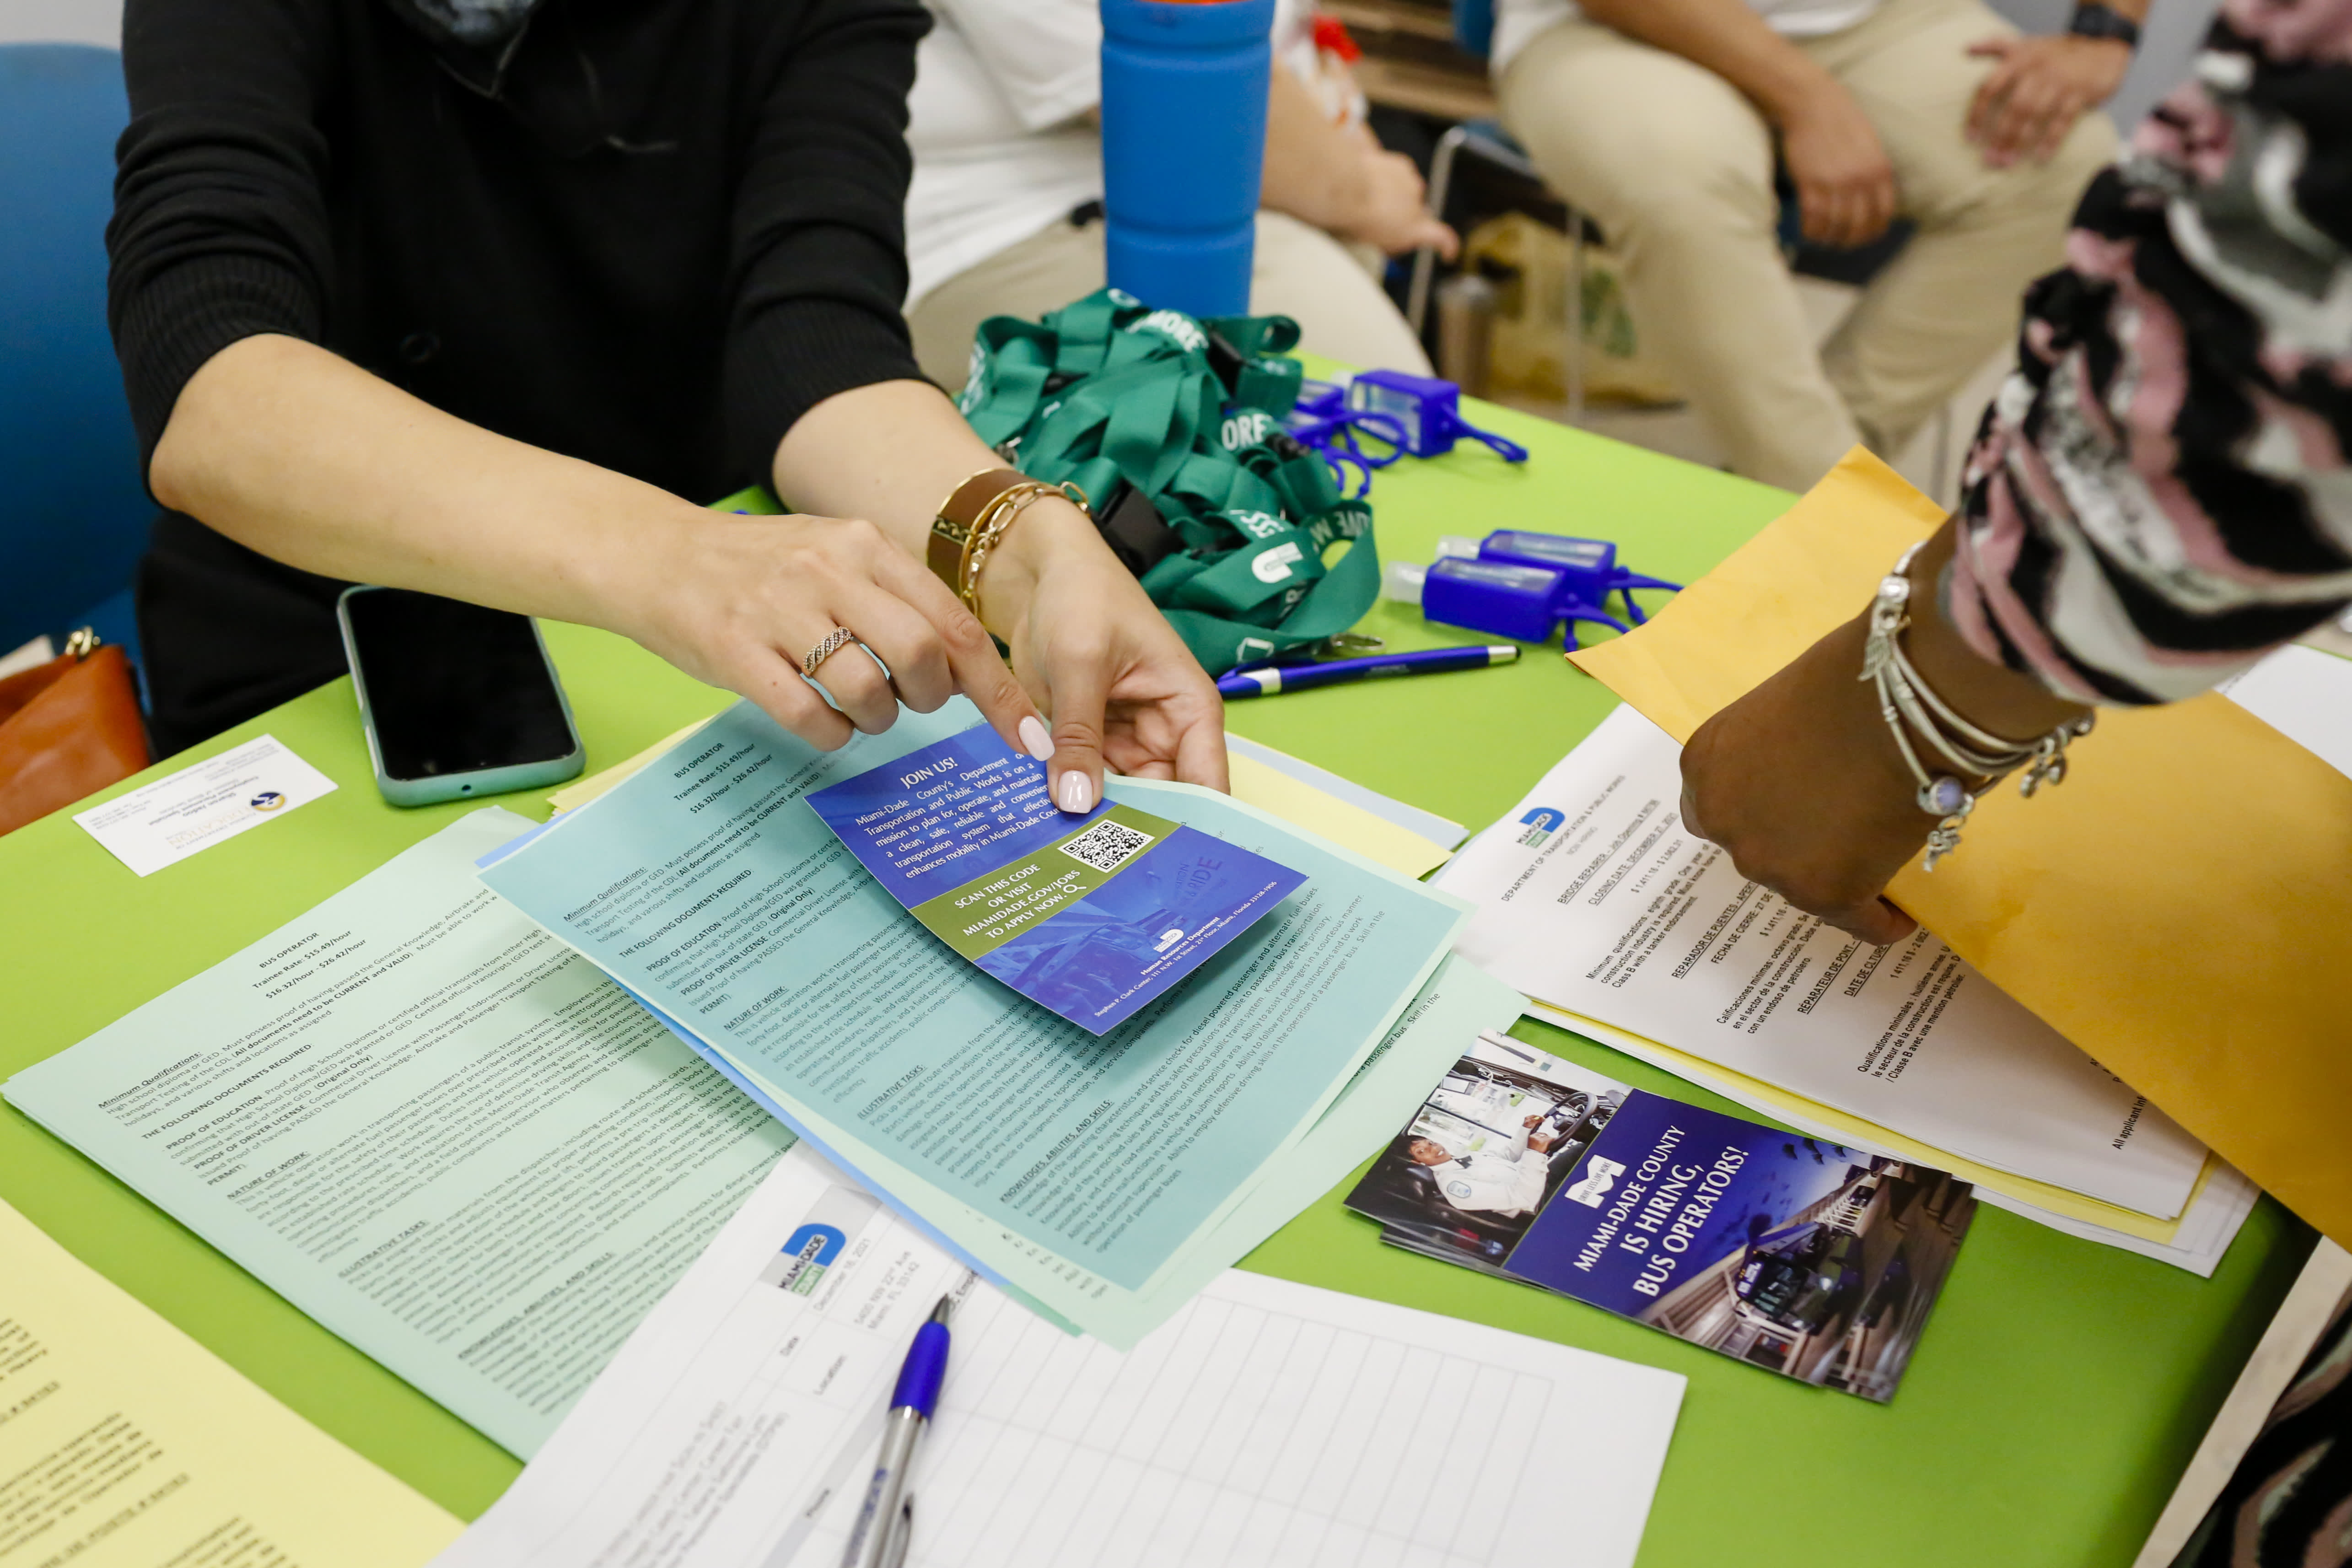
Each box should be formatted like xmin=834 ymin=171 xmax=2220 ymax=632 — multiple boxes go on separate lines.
xmin=1861 ymin=543 xmax=2094 ymax=872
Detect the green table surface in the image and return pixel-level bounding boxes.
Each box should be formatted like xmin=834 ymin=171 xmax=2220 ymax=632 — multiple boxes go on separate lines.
xmin=0 ymin=400 xmax=2313 ymax=1565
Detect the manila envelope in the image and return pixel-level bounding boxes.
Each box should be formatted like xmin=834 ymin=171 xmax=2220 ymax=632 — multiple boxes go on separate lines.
xmin=1570 ymin=449 xmax=2352 ymax=1247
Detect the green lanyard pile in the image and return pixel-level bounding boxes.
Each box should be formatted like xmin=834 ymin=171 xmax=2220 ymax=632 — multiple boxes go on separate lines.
xmin=957 ymin=289 xmax=1380 ymax=675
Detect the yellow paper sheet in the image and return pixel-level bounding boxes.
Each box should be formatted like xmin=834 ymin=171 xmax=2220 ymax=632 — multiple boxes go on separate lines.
xmin=1569 ymin=449 xmax=2352 ymax=1246
xmin=1224 ymin=752 xmax=1453 ymax=878
xmin=553 ymin=722 xmax=1455 ymax=879
xmin=0 ymin=1198 xmax=461 ymax=1567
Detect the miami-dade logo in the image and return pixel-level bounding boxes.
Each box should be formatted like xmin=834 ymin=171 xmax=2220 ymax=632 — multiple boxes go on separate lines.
xmin=764 ymin=1221 xmax=848 ymax=1295
xmin=249 ymin=791 xmax=285 ymax=812
xmin=1517 ymin=806 xmax=1565 ymax=846
xmin=1564 ymin=1155 xmax=1627 ymax=1208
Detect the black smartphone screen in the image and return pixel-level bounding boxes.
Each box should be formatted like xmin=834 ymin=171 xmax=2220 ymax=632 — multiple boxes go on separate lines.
xmin=343 ymin=589 xmax=577 ymax=780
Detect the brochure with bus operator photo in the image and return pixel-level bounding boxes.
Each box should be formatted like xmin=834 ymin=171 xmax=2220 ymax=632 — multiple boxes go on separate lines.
xmin=807 ymin=720 xmax=1306 ymax=1035
xmin=1346 ymin=1030 xmax=1978 ymax=1401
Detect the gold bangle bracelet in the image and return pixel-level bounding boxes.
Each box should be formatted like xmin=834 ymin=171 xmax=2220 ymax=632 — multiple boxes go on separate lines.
xmin=957 ymin=481 xmax=1090 ymax=618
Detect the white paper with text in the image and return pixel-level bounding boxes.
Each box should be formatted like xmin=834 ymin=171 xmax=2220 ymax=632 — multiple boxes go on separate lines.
xmin=1434 ymin=707 xmax=2207 ymax=1219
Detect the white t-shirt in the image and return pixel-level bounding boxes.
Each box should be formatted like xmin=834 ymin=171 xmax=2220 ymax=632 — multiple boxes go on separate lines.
xmin=1490 ymin=0 xmax=1882 ymax=78
xmin=904 ymin=0 xmax=1330 ymax=308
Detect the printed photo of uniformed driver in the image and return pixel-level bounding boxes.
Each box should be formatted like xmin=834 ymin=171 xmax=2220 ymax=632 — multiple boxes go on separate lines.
xmin=1345 ymin=1036 xmax=1625 ymax=1275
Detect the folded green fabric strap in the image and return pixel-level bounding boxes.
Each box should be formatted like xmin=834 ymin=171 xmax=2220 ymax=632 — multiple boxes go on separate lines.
xmin=957 ymin=289 xmax=1380 ymax=675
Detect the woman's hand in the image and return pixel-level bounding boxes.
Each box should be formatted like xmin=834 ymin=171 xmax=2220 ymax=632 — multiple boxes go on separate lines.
xmin=982 ymin=500 xmax=1229 ymax=813
xmin=1678 ymin=521 xmax=2091 ymax=942
xmin=615 ymin=508 xmax=1049 ymax=760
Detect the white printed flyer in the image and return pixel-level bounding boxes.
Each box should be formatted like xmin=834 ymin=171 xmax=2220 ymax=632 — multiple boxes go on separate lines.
xmin=1432 ymin=706 xmax=2208 ymax=1220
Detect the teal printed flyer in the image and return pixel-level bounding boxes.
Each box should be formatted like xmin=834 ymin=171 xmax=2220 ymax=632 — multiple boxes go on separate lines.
xmin=806 ymin=722 xmax=1307 ymax=1034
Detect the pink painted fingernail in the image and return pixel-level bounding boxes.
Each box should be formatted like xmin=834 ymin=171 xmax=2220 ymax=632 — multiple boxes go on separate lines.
xmin=1019 ymin=716 xmax=1053 ymax=762
xmin=1057 ymin=771 xmax=1093 ymax=814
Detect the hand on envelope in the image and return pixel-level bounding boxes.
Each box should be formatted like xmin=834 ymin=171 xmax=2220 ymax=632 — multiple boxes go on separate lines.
xmin=1571 ymin=449 xmax=2352 ymax=1250
xmin=1678 ymin=515 xmax=2096 ymax=947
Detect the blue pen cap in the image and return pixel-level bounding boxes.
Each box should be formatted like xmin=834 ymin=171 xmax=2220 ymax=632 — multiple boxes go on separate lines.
xmin=891 ymin=1319 xmax=952 ymax=1418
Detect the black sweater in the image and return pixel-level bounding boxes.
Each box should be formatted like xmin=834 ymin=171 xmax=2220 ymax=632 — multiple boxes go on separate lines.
xmin=109 ymin=0 xmax=930 ymax=752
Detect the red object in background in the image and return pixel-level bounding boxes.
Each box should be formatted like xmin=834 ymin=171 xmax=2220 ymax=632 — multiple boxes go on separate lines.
xmin=1312 ymin=13 xmax=1362 ymax=60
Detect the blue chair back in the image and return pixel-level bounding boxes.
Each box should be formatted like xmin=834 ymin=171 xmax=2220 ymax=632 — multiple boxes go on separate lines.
xmin=0 ymin=44 xmax=149 ymax=657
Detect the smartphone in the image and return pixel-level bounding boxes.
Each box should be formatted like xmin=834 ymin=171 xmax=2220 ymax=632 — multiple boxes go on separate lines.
xmin=336 ymin=586 xmax=586 ymax=807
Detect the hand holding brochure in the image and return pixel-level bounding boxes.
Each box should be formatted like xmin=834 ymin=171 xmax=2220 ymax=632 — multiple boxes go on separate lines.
xmin=478 ymin=697 xmax=1471 ymax=1346
xmin=806 ymin=722 xmax=1304 ymax=1034
xmin=1346 ymin=1030 xmax=1977 ymax=1402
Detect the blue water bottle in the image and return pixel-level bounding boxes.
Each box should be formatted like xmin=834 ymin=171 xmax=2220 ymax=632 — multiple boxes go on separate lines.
xmin=1099 ymin=0 xmax=1275 ymax=319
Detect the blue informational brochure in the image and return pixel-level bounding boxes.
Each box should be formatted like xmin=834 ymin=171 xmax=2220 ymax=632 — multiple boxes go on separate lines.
xmin=806 ymin=722 xmax=1307 ymax=1035
xmin=1346 ymin=1030 xmax=1977 ymax=1402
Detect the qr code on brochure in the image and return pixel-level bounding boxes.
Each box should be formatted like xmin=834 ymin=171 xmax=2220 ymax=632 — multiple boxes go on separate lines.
xmin=1059 ymin=817 xmax=1154 ymax=873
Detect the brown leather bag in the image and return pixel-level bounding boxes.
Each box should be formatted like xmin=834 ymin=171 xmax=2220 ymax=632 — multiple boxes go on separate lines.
xmin=0 ymin=630 xmax=151 ymax=836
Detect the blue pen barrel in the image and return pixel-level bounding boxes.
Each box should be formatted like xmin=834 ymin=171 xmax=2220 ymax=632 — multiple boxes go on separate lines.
xmin=891 ymin=1319 xmax=952 ymax=1416
xmin=1099 ymin=0 xmax=1274 ymax=319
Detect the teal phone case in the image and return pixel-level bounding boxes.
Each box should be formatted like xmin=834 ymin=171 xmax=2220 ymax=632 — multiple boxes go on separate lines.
xmin=336 ymin=587 xmax=587 ymax=808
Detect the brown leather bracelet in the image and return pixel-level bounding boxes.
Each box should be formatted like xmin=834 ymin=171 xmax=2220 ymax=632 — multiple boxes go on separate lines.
xmin=928 ymin=468 xmax=1032 ymax=598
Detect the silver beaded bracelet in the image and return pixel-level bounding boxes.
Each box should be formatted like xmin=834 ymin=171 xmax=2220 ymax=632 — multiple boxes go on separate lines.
xmin=1861 ymin=543 xmax=2094 ymax=871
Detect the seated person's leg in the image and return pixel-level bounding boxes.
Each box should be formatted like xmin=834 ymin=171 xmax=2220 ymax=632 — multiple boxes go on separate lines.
xmin=1802 ymin=0 xmax=2119 ymax=457
xmin=1500 ymin=21 xmax=1863 ymax=490
xmin=905 ymin=215 xmax=1107 ymax=391
xmin=1249 ymin=210 xmax=1433 ymax=374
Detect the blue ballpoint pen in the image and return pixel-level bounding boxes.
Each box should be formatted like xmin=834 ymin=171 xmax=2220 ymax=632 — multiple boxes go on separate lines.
xmin=1216 ymin=644 xmax=1518 ymax=698
xmin=840 ymin=1296 xmax=953 ymax=1568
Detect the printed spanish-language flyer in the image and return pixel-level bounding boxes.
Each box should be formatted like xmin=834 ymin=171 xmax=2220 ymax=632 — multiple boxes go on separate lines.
xmin=806 ymin=720 xmax=1307 ymax=1034
xmin=1346 ymin=1029 xmax=1978 ymax=1402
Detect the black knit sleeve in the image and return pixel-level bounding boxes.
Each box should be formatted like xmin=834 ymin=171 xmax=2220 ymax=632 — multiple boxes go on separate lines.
xmin=721 ymin=0 xmax=932 ymax=488
xmin=107 ymin=0 xmax=335 ymax=478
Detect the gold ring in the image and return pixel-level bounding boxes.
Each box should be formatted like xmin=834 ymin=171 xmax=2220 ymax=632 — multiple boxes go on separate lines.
xmin=802 ymin=627 xmax=861 ymax=679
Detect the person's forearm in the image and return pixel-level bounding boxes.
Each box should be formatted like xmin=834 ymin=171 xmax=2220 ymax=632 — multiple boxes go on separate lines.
xmin=149 ymin=333 xmax=709 ymax=640
xmin=1903 ymin=521 xmax=2091 ymax=742
xmin=1258 ymin=60 xmax=1368 ymax=233
xmin=771 ymin=378 xmax=1097 ymax=639
xmin=1578 ymin=0 xmax=1830 ymax=124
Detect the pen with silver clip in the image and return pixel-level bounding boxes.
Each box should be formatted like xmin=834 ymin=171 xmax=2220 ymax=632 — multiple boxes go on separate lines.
xmin=840 ymin=1295 xmax=953 ymax=1568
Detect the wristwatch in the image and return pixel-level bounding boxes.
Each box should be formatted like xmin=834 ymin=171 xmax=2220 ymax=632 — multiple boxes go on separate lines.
xmin=2067 ymin=2 xmax=2140 ymax=47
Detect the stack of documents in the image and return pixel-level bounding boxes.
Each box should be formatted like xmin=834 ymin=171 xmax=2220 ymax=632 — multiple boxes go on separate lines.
xmin=1432 ymin=705 xmax=2256 ymax=1274
xmin=436 ymin=1142 xmax=1687 ymax=1568
xmin=9 ymin=700 xmax=1521 ymax=1452
xmin=1564 ymin=449 xmax=2349 ymax=1252
xmin=475 ymin=699 xmax=1483 ymax=1346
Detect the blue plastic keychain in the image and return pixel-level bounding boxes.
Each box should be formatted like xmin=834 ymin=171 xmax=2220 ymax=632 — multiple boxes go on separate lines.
xmin=1383 ymin=530 xmax=1683 ymax=647
xmin=1285 ymin=379 xmax=1406 ymax=497
xmin=1344 ymin=370 xmax=1530 ymax=463
xmin=1286 ymin=371 xmax=1529 ymax=496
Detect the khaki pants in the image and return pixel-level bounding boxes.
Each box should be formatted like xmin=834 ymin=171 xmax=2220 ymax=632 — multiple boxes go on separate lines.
xmin=1499 ymin=0 xmax=2115 ymax=491
xmin=907 ymin=209 xmax=1433 ymax=390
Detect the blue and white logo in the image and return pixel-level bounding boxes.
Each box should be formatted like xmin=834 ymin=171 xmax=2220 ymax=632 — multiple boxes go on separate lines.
xmin=1517 ymin=806 xmax=1566 ymax=847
